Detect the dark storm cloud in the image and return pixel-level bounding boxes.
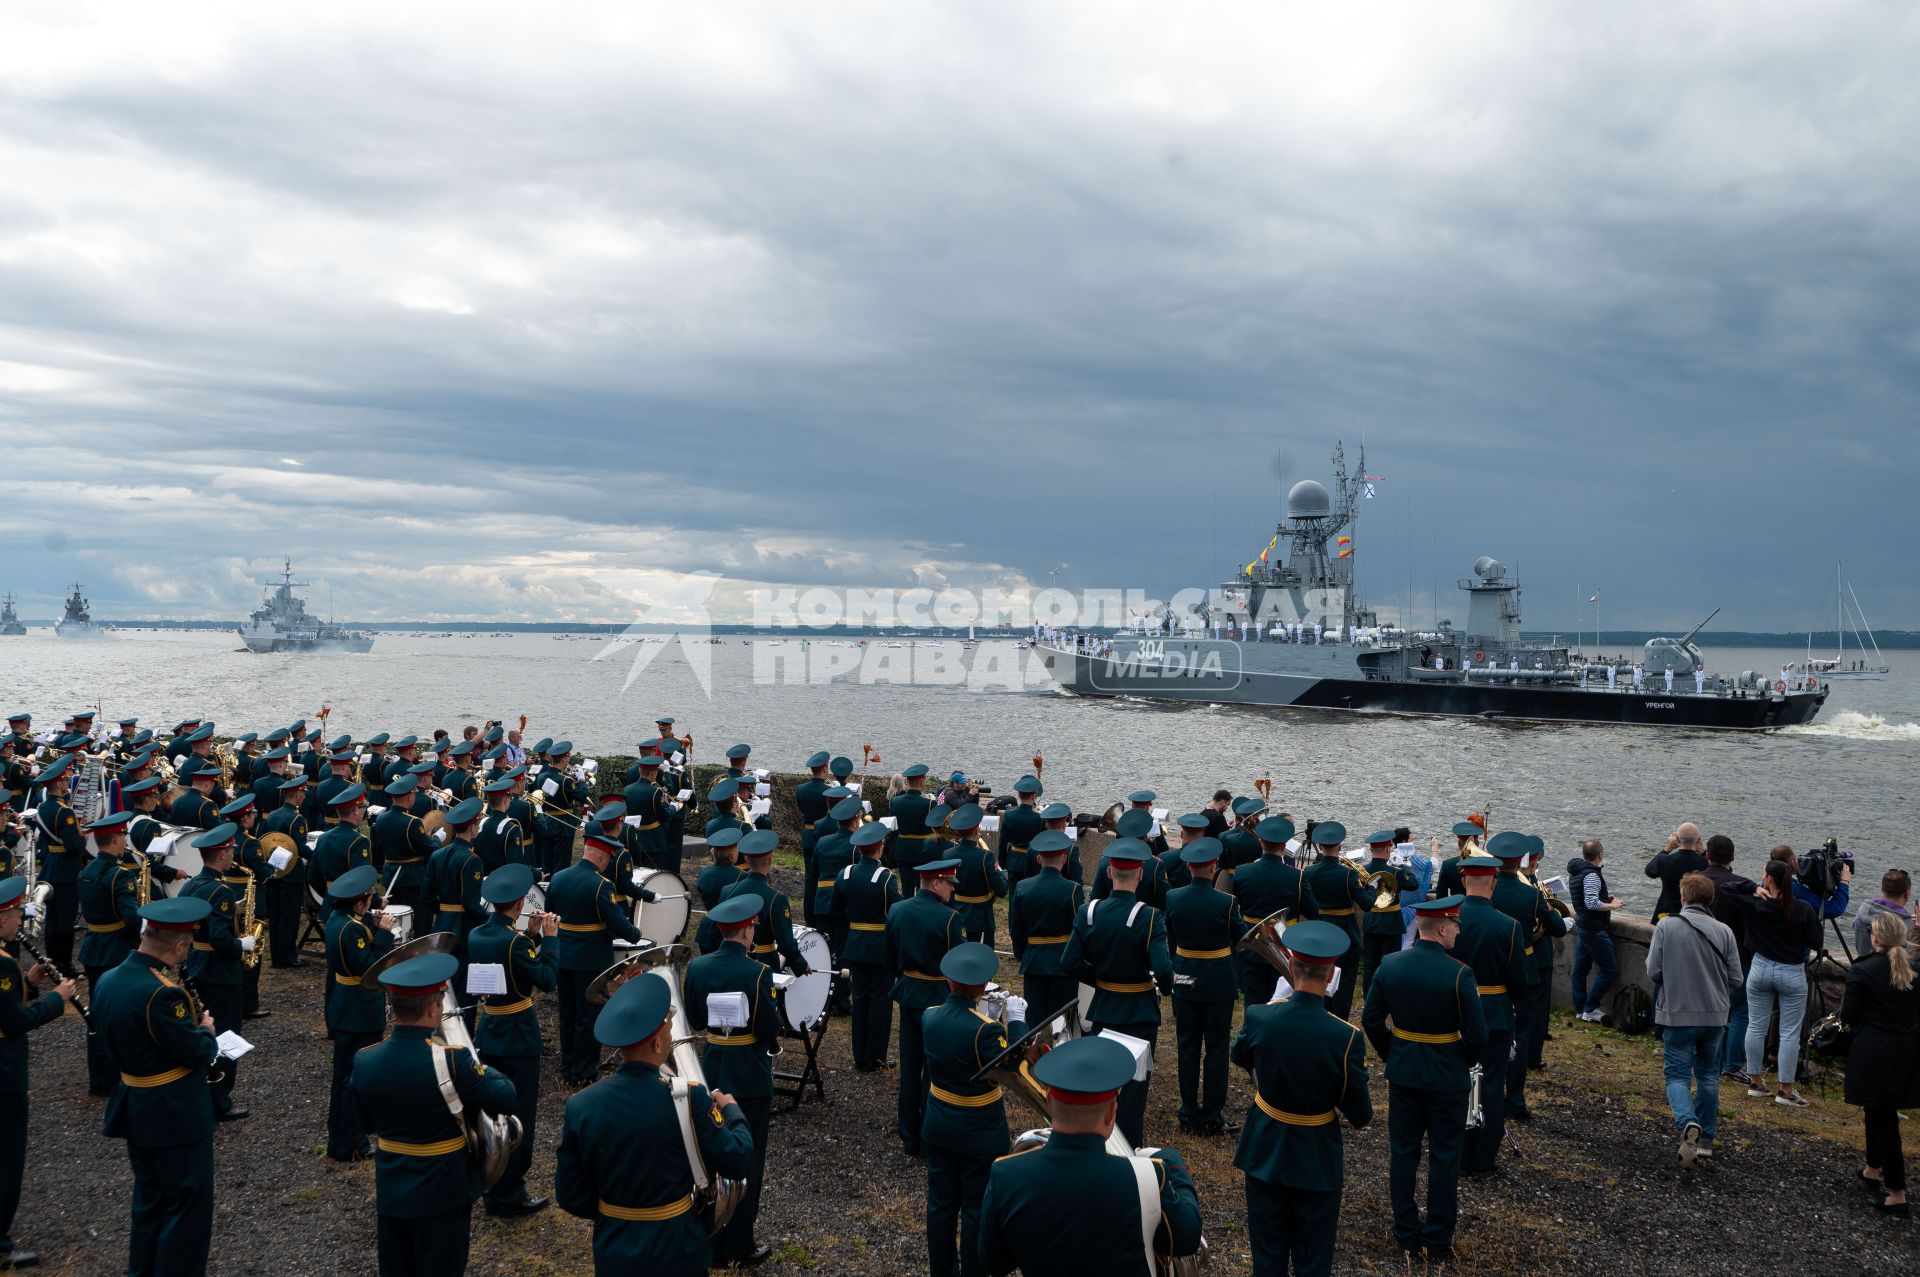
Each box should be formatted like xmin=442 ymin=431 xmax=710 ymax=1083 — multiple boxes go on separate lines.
xmin=3 ymin=1 xmax=1916 ymax=627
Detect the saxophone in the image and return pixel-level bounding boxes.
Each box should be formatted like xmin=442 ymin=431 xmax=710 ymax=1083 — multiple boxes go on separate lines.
xmin=238 ymin=869 xmax=268 ymax=969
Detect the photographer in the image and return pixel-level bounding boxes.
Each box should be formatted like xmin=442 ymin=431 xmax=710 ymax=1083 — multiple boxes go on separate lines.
xmin=1722 ymin=861 xmax=1821 ymax=1107
xmin=1852 ymin=870 xmax=1914 ymax=962
xmin=1643 ymin=823 xmax=1708 ymax=923
xmin=1774 ymin=843 xmax=1852 ymax=922
xmin=936 ymin=772 xmax=981 ymax=811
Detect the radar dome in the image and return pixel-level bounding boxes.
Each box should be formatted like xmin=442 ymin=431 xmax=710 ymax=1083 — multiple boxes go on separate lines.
xmin=1473 ymin=556 xmax=1507 ymax=582
xmin=1285 ymin=480 xmax=1332 ymax=520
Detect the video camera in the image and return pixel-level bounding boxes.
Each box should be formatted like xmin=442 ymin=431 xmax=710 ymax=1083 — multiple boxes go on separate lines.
xmin=1796 ymin=837 xmax=1854 ymax=898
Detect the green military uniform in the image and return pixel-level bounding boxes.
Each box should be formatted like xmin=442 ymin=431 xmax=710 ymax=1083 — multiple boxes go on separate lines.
xmin=425 ymin=832 xmax=486 ymax=942
xmin=311 ymin=815 xmax=372 ymax=918
xmin=180 ymin=843 xmax=245 ymax=1118
xmin=1007 ymin=832 xmax=1084 ymax=1025
xmin=1359 ymin=837 xmax=1420 ymax=997
xmin=831 ymin=826 xmax=901 ymax=1070
xmin=1 ymin=875 xmax=70 ymax=1269
xmin=1360 ymin=900 xmax=1487 ymax=1260
xmin=1488 ymin=834 xmax=1565 ymax=1118
xmin=467 ymin=881 xmax=558 ymax=1215
xmin=78 ymin=842 xmax=142 ymax=1095
xmin=347 ymin=957 xmax=517 ymax=1277
xmin=1520 ymin=841 xmax=1569 ymax=1070
xmin=474 ymin=793 xmax=528 ymax=875
xmin=921 ymin=944 xmax=1027 ymax=1277
xmin=261 ymin=783 xmax=310 ymax=967
xmin=33 ymin=767 xmax=86 ymax=970
xmin=1093 ymin=809 xmax=1170 ymax=908
xmin=978 ymin=1036 xmax=1202 ymax=1277
xmin=324 ymin=867 xmax=395 ymax=1161
xmin=1450 ymin=878 xmax=1525 ymax=1173
xmin=93 ymin=902 xmax=222 ymax=1277
xmin=167 ymin=783 xmax=220 ymax=832
xmin=372 ymin=783 xmax=436 ymax=913
xmin=618 ymin=767 xmax=676 ymax=873
xmin=1301 ymin=828 xmax=1370 ymax=1021
xmin=532 ymin=747 xmax=590 ymax=876
xmin=716 ymin=860 xmax=805 ymax=974
xmin=1435 ymin=823 xmax=1482 ymax=898
xmin=996 ymin=781 xmax=1046 ymax=887
xmin=948 ymin=809 xmax=1008 ymax=945
xmin=546 ymin=846 xmax=643 ymax=1084
xmin=1164 ymin=841 xmax=1245 ymax=1135
xmin=554 ymin=975 xmax=755 ymax=1277
xmin=793 ymin=758 xmax=833 ymax=926
xmin=1063 ymin=837 xmax=1174 ymax=1148
xmin=1232 ymin=820 xmax=1322 ymax=1005
xmin=812 ymin=803 xmax=860 ymax=1016
xmin=684 ymin=917 xmax=781 ymax=1266
xmin=885 ymin=863 xmax=964 ymax=1152
xmin=695 ymin=843 xmax=746 ymax=909
xmin=1231 ymin=921 xmax=1372 ymax=1277
xmin=888 ymin=769 xmax=937 ymax=895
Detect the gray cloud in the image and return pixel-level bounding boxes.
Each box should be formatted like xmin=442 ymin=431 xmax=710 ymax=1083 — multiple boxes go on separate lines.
xmin=3 ymin=1 xmax=1917 ymax=628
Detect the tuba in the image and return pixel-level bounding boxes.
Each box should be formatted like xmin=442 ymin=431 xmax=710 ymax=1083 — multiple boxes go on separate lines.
xmin=1096 ymin=801 xmax=1127 ymax=834
xmin=1235 ymin=909 xmax=1295 ymax=990
xmin=438 ymin=986 xmax=524 ymax=1187
xmin=644 ymin=951 xmax=748 ymax=1235
xmin=974 ymin=1005 xmax=1210 ymax=1276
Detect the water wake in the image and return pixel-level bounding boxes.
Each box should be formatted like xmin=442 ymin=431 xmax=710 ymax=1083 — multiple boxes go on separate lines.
xmin=1783 ymin=710 xmax=1920 ymax=742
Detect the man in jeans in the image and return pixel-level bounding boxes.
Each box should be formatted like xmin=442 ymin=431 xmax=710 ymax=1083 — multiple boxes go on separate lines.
xmin=1646 ymin=872 xmax=1744 ymax=1168
xmin=1702 ymin=835 xmax=1755 ymax=1080
xmin=1567 ymin=839 xmax=1622 ymax=1020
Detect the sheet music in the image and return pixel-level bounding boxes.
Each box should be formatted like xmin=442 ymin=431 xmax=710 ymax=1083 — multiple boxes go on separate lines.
xmin=466 ymin=964 xmax=506 ymax=995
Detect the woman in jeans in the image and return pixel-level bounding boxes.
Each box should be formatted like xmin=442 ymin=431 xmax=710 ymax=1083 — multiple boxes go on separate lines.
xmin=1843 ymin=911 xmax=1920 ymax=1217
xmin=1727 ymin=860 xmax=1822 ymax=1106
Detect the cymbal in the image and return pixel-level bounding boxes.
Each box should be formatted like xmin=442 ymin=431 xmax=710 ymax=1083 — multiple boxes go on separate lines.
xmin=362 ymin=930 xmax=458 ymax=985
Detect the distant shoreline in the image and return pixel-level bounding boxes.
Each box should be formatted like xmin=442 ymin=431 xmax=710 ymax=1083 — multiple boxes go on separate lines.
xmin=9 ymin=620 xmax=1917 ymax=648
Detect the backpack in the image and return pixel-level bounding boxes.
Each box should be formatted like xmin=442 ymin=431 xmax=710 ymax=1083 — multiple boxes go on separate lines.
xmin=1611 ymin=983 xmax=1654 ymax=1036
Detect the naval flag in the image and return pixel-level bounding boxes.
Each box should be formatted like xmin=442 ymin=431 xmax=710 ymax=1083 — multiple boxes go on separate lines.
xmin=1363 ymin=482 xmax=1375 ymax=499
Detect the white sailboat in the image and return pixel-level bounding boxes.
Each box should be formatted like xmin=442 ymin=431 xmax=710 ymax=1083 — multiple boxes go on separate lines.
xmin=1805 ymin=562 xmax=1889 ymax=681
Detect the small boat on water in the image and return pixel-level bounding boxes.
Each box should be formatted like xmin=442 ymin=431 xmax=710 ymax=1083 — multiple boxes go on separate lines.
xmin=1805 ymin=562 xmax=1889 ymax=681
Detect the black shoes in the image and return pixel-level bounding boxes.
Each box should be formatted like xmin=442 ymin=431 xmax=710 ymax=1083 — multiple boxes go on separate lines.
xmin=488 ymin=1196 xmax=550 ymax=1218
xmin=244 ymin=1010 xmax=273 ymax=1020
xmin=1 ymin=1248 xmax=41 ymax=1268
xmin=215 ymin=1107 xmax=250 ymax=1122
xmin=742 ymin=1243 xmax=774 ymax=1265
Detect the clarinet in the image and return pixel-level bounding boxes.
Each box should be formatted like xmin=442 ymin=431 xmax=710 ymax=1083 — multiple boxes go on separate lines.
xmin=14 ymin=932 xmax=95 ymax=1034
xmin=177 ymin=966 xmax=228 ymax=1085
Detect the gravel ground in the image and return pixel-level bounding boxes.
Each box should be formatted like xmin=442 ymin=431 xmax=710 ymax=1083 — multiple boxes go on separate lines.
xmin=15 ymin=861 xmax=1918 ymax=1276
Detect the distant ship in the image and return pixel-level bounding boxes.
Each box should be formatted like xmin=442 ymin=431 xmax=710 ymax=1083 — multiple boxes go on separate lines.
xmin=237 ymin=561 xmax=374 ymax=654
xmin=0 ymin=594 xmax=23 ymax=636
xmin=1039 ymin=443 xmax=1829 ymax=732
xmin=53 ymin=583 xmax=100 ymax=639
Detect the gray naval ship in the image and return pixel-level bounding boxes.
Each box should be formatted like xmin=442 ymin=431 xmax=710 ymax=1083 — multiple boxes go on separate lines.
xmin=237 ymin=561 xmax=374 ymax=654
xmin=1040 ymin=444 xmax=1829 ymax=731
xmin=53 ymin=583 xmax=100 ymax=639
xmin=0 ymin=594 xmax=23 ymax=636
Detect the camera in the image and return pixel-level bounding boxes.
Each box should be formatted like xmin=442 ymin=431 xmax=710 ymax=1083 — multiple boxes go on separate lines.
xmin=1797 ymin=836 xmax=1853 ymax=897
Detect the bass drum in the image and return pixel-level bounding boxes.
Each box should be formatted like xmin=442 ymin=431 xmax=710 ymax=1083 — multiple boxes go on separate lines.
xmin=513 ymin=881 xmax=548 ymax=933
xmin=632 ymin=869 xmax=690 ymax=947
xmin=781 ymin=925 xmax=834 ymax=1031
xmin=153 ymin=831 xmax=206 ymax=897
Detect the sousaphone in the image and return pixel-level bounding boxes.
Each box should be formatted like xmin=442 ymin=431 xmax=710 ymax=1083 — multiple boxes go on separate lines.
xmin=585 ymin=940 xmax=676 ymax=1004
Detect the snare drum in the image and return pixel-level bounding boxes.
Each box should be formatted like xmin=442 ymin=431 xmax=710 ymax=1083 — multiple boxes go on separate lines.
xmin=631 ymin=869 xmax=690 ymax=947
xmin=380 ymin=904 xmax=415 ymax=946
xmin=781 ymin=925 xmax=834 ymax=1031
xmin=513 ymin=882 xmax=548 ymax=933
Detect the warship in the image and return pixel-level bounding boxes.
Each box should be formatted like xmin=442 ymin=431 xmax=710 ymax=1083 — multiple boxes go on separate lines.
xmin=53 ymin=583 xmax=100 ymax=639
xmin=237 ymin=561 xmax=374 ymax=654
xmin=1039 ymin=444 xmax=1829 ymax=731
xmin=0 ymin=594 xmax=23 ymax=636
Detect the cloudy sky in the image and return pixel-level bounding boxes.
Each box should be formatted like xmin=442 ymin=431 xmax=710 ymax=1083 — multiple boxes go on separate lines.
xmin=5 ymin=1 xmax=1916 ymax=630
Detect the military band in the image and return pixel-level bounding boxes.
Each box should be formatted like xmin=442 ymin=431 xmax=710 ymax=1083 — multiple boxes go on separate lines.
xmin=1 ymin=705 xmax=1595 ymax=1276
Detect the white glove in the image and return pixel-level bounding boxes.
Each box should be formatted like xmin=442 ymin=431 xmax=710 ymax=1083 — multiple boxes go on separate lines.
xmin=240 ymin=937 xmax=256 ymax=953
xmin=1005 ymin=995 xmax=1029 ymax=1024
xmin=1325 ymin=967 xmax=1342 ymax=996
